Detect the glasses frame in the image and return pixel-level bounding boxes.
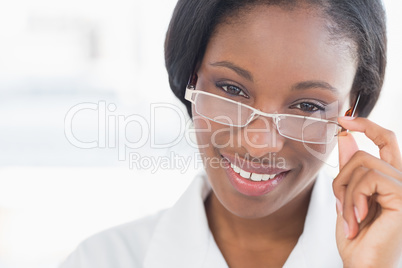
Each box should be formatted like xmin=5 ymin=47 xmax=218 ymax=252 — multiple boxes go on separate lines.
xmin=185 ymin=72 xmax=360 ymax=144
xmin=341 ymin=92 xmax=361 ymax=132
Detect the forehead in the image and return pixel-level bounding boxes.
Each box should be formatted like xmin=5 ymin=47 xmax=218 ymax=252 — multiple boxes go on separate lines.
xmin=202 ymin=5 xmax=357 ymax=98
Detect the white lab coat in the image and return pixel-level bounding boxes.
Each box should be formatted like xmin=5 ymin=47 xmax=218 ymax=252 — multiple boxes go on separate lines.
xmin=59 ymin=171 xmax=347 ymax=268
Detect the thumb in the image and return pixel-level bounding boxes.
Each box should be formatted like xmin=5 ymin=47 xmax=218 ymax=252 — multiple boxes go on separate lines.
xmin=338 ymin=131 xmax=359 ymax=170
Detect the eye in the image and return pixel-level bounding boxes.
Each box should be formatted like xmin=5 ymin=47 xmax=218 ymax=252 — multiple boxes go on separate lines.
xmin=290 ymin=101 xmax=325 ymax=112
xmin=216 ymin=82 xmax=249 ymax=98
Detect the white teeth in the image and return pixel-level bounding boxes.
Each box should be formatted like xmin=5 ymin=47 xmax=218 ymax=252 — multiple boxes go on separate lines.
xmin=240 ymin=169 xmax=251 ymax=179
xmin=250 ymin=173 xmax=263 ymax=181
xmin=231 ymin=163 xmax=242 ymax=174
xmin=231 ymin=163 xmax=239 ymax=172
xmin=261 ymin=174 xmax=270 ymax=181
xmin=230 ymin=162 xmax=278 ymax=182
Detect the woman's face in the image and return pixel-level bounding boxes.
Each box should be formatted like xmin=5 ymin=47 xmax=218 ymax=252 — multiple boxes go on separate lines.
xmin=193 ymin=5 xmax=357 ymax=218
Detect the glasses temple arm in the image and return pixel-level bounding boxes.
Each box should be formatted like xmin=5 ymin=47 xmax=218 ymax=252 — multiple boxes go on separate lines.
xmin=184 ymin=88 xmax=196 ymax=103
xmin=340 ymin=92 xmax=361 ymax=132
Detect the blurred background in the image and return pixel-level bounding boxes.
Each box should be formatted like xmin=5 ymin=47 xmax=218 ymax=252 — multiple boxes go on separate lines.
xmin=0 ymin=0 xmax=401 ymax=267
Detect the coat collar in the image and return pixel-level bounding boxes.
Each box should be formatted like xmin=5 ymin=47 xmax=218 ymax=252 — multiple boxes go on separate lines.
xmin=143 ymin=170 xmax=342 ymax=268
xmin=143 ymin=172 xmax=226 ymax=268
xmin=284 ymin=170 xmax=342 ymax=267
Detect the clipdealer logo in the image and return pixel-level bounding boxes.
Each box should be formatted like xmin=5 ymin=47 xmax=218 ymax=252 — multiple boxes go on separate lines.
xmin=64 ymin=101 xmax=194 ymax=161
xmin=64 ymin=100 xmax=340 ymax=169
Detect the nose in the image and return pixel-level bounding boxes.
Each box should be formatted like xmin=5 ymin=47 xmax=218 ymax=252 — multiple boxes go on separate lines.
xmin=240 ymin=115 xmax=285 ymax=158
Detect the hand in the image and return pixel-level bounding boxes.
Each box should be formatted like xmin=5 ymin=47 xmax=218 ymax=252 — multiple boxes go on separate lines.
xmin=333 ymin=117 xmax=402 ymax=268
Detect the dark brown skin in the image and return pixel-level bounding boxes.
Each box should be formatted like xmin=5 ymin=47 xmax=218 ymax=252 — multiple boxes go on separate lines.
xmin=205 ymin=187 xmax=312 ymax=267
xmin=193 ymin=5 xmax=356 ymax=267
xmin=193 ymin=4 xmax=402 ymax=267
xmin=334 ymin=120 xmax=402 ymax=267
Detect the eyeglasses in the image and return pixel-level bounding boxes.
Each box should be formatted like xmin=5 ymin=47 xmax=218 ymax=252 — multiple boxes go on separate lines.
xmin=341 ymin=92 xmax=361 ymax=132
xmin=185 ymin=73 xmax=360 ymax=144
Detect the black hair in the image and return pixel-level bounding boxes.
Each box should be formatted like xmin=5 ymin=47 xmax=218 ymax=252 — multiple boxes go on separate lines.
xmin=165 ymin=0 xmax=387 ymax=118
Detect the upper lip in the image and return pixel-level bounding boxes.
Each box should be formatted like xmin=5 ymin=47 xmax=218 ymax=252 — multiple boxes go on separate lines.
xmin=221 ymin=153 xmax=290 ymax=174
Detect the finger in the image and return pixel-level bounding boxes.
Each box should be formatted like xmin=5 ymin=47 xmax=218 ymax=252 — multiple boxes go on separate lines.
xmin=338 ymin=131 xmax=359 ymax=171
xmin=333 ymin=163 xmax=368 ymax=215
xmin=356 ymin=194 xmax=379 ymax=230
xmin=341 ymin=167 xmax=370 ymax=239
xmin=336 ymin=150 xmax=402 ymax=186
xmin=345 ymin=169 xmax=402 ymax=239
xmin=335 ymin=211 xmax=347 ymax=249
xmin=338 ymin=117 xmax=402 ymax=170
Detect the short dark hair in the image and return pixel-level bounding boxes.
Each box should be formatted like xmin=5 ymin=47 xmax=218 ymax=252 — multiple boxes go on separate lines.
xmin=165 ymin=0 xmax=387 ymax=118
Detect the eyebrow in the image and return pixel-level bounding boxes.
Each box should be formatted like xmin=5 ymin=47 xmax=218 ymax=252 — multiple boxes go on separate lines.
xmin=210 ymin=61 xmax=338 ymax=93
xmin=291 ymin=80 xmax=338 ymax=93
xmin=210 ymin=61 xmax=253 ymax=82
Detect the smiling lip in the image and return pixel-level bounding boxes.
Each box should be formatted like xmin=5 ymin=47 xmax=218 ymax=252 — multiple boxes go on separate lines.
xmin=221 ymin=154 xmax=290 ymax=197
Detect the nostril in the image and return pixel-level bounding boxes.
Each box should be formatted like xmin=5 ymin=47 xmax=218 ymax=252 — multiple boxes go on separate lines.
xmin=250 ymin=134 xmax=259 ymax=145
xmin=243 ymin=127 xmax=283 ymax=149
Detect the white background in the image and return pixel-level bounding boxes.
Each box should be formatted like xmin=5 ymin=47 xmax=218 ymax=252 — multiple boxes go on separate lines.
xmin=0 ymin=0 xmax=401 ymax=267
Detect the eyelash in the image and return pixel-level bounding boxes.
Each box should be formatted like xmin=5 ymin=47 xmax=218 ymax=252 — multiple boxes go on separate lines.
xmin=216 ymin=82 xmax=326 ymax=112
xmin=216 ymin=82 xmax=249 ymax=98
xmin=290 ymin=100 xmax=326 ymax=113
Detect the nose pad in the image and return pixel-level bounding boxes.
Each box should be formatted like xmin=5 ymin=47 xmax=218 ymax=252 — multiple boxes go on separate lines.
xmin=241 ymin=115 xmax=285 ymax=158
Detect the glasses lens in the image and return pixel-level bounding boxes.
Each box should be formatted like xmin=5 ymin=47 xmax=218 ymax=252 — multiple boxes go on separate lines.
xmin=277 ymin=115 xmax=339 ymax=144
xmin=194 ymin=92 xmax=253 ymax=126
xmin=190 ymin=90 xmax=339 ymax=144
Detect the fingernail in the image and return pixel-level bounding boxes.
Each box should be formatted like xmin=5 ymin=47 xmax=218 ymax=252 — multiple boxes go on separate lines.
xmin=337 ymin=131 xmax=348 ymax=137
xmin=343 ymin=220 xmax=349 ymax=239
xmin=336 ymin=198 xmax=343 ymax=215
xmin=354 ymin=206 xmax=361 ymax=224
xmin=340 ymin=116 xmax=356 ymax=120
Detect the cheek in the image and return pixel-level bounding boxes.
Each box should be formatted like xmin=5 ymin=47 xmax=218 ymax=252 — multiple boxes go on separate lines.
xmin=192 ymin=106 xmax=237 ymax=150
xmin=298 ymin=140 xmax=337 ymax=166
xmin=192 ymin=106 xmax=213 ymax=147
